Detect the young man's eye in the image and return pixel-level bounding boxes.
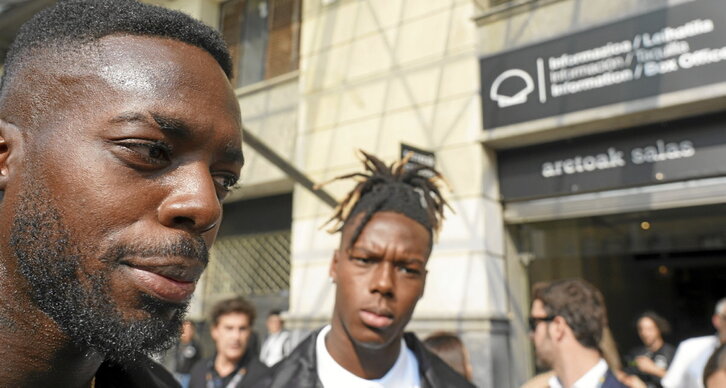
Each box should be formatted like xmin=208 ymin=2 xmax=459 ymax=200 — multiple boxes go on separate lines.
xmin=398 ymin=266 xmax=422 ymax=276
xmin=351 ymin=256 xmax=374 ymax=265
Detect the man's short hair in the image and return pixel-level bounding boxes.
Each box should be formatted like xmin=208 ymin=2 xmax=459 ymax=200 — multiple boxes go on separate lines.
xmin=210 ymin=296 xmax=256 ymax=327
xmin=637 ymin=311 xmax=671 ymax=336
xmin=704 ymin=343 xmax=726 ymax=386
xmin=0 ymin=0 xmax=232 ymax=99
xmin=533 ymin=278 xmax=607 ymax=350
xmin=423 ymin=331 xmax=469 ymax=379
xmin=715 ymin=297 xmax=726 ymax=316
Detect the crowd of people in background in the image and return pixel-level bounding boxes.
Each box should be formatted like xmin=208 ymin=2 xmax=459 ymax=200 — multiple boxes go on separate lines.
xmin=153 ymin=153 xmax=726 ymax=388
xmin=521 ymin=279 xmax=726 ymax=388
xmin=160 ymin=291 xmax=726 ymax=388
xmin=160 ymin=275 xmax=713 ymax=388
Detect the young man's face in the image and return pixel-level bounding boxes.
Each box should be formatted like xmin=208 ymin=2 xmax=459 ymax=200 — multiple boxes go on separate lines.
xmin=0 ymin=35 xmax=242 ymax=362
xmin=211 ymin=313 xmax=252 ymax=363
xmin=330 ymin=211 xmax=431 ymax=349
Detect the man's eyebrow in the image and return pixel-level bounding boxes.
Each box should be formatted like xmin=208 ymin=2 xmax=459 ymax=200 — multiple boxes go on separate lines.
xmin=150 ymin=113 xmax=191 ymax=139
xmin=109 ymin=111 xmax=191 ymax=139
xmin=224 ymin=144 xmax=245 ymax=166
xmin=395 ymin=258 xmax=426 ymax=266
xmin=111 ymin=112 xmax=244 ymax=165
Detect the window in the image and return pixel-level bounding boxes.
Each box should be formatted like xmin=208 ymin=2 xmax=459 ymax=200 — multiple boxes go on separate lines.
xmin=220 ymin=0 xmax=301 ymax=88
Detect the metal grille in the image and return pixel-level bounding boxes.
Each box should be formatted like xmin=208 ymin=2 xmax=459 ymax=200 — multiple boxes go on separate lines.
xmin=204 ymin=231 xmax=291 ymax=296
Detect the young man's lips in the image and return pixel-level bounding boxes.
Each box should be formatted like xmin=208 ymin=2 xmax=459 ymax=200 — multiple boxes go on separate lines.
xmin=359 ymin=310 xmax=394 ymax=329
xmin=123 ymin=265 xmax=198 ymax=303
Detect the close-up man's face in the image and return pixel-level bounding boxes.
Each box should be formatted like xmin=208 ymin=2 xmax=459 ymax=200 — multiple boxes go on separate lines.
xmin=330 ymin=211 xmax=431 ymax=349
xmin=0 ymin=34 xmax=242 ymax=362
xmin=530 ymin=299 xmax=555 ymax=369
xmin=211 ymin=312 xmax=252 ymax=362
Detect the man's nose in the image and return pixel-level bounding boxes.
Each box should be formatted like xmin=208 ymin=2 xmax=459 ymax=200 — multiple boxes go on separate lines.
xmin=157 ymin=163 xmax=221 ymax=235
xmin=370 ymin=262 xmax=395 ymax=297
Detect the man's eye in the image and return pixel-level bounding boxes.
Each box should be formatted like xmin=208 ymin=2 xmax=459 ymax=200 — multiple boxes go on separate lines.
xmin=398 ymin=266 xmax=422 ymax=276
xmin=351 ymin=257 xmax=374 ymax=265
xmin=118 ymin=141 xmax=172 ymax=166
xmin=213 ymin=174 xmax=240 ymax=198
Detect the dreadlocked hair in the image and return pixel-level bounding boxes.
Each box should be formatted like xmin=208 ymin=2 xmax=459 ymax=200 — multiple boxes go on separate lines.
xmin=319 ymin=150 xmax=451 ymax=246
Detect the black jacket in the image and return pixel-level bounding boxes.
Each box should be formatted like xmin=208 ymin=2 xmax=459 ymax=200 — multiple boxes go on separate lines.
xmin=188 ymin=351 xmax=270 ymax=388
xmin=95 ymin=358 xmax=180 ymax=388
xmin=265 ymin=327 xmax=476 ymax=388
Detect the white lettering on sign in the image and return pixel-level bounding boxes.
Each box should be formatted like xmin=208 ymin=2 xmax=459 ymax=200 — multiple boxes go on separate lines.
xmin=641 ymin=19 xmax=714 ymax=47
xmin=644 ymin=58 xmax=679 ymax=77
xmin=540 ymin=139 xmax=696 ymax=178
xmin=541 ymin=148 xmax=625 ymax=178
xmin=631 ymin=140 xmax=695 ymax=164
xmin=551 ymin=70 xmax=633 ymax=97
xmin=541 ymin=18 xmax=717 ymax=100
xmin=549 ymin=41 xmax=632 ymax=70
xmin=679 ymin=46 xmax=726 ymax=69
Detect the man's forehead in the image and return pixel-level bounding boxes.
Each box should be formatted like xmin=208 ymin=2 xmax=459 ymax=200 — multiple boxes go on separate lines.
xmin=13 ymin=34 xmax=239 ymax=129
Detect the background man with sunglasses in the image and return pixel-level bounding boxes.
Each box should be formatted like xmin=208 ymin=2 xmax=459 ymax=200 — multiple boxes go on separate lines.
xmin=529 ymin=279 xmax=627 ymax=388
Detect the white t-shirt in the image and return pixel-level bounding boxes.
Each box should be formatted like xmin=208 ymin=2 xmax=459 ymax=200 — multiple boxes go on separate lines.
xmin=661 ymin=335 xmax=720 ymax=388
xmin=315 ymin=325 xmax=421 ymax=388
xmin=260 ymin=330 xmax=292 ymax=367
xmin=548 ymin=358 xmax=608 ymax=388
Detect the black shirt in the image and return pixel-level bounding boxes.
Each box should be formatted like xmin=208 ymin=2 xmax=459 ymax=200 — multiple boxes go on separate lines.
xmin=174 ymin=340 xmax=203 ymax=374
xmin=188 ymin=351 xmax=270 ymax=388
xmin=95 ymin=358 xmax=180 ymax=388
xmin=625 ymin=343 xmax=676 ymax=388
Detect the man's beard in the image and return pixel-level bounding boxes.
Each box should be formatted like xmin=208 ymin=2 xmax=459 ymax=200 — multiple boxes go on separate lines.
xmin=8 ymin=181 xmax=208 ymax=364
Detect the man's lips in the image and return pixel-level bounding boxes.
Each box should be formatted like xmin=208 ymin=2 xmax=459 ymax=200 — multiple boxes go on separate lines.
xmin=359 ymin=309 xmax=394 ymax=329
xmin=121 ymin=260 xmax=203 ymax=303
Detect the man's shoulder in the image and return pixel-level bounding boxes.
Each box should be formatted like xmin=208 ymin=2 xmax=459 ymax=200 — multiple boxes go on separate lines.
xmin=266 ymin=328 xmax=321 ymax=388
xmin=96 ymin=357 xmax=180 ymax=388
xmin=403 ymin=332 xmax=476 ymax=388
xmin=678 ymin=335 xmax=719 ymax=350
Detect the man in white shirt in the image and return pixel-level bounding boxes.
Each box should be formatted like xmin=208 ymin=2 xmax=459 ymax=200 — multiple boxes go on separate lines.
xmin=260 ymin=310 xmax=292 ymax=367
xmin=661 ymin=297 xmax=726 ymax=388
xmin=264 ymin=151 xmax=474 ymax=388
xmin=529 ymin=279 xmax=626 ymax=388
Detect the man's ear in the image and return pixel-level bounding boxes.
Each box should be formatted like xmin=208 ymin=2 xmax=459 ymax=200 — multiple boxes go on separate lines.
xmin=0 ymin=119 xmax=23 ymax=192
xmin=551 ymin=316 xmax=567 ymax=342
xmin=329 ymin=249 xmax=340 ymax=283
xmin=419 ymin=268 xmax=428 ymax=299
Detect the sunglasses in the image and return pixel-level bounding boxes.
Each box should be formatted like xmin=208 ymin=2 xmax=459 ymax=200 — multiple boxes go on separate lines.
xmin=528 ymin=316 xmax=556 ymax=332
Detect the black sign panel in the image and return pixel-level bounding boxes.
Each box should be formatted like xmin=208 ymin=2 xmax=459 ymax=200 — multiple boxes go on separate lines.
xmin=481 ymin=0 xmax=726 ymax=129
xmin=401 ymin=143 xmax=435 ymax=166
xmin=498 ymin=112 xmax=726 ymax=201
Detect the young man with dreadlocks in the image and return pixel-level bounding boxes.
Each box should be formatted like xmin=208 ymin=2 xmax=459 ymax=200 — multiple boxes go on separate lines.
xmin=266 ymin=151 xmax=475 ymax=388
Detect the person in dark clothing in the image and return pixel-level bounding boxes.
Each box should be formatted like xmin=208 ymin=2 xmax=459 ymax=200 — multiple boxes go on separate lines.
xmin=625 ymin=312 xmax=676 ymax=388
xmin=0 ymin=1 xmax=243 ymax=386
xmin=161 ymin=320 xmax=204 ymax=387
xmin=189 ymin=297 xmax=270 ymax=388
xmin=423 ymin=331 xmax=474 ymax=382
xmin=266 ymin=151 xmax=474 ymax=388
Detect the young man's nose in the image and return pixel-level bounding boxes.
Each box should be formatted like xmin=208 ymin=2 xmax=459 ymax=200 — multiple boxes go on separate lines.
xmin=370 ymin=262 xmax=395 ymax=296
